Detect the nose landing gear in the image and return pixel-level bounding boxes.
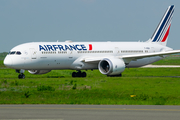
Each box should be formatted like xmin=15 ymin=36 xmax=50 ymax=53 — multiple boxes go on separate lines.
xmin=16 ymin=69 xmax=25 ymax=79
xmin=18 ymin=73 xmax=25 ymax=79
xmin=72 ymin=71 xmax=86 ymax=77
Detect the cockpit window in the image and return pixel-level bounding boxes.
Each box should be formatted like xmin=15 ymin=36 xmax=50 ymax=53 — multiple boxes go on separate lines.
xmin=16 ymin=51 xmax=21 ymax=55
xmin=10 ymin=51 xmax=16 ymax=55
xmin=8 ymin=51 xmax=22 ymax=55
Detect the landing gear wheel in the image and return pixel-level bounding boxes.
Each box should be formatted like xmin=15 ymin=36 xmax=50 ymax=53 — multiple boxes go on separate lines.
xmin=72 ymin=72 xmax=77 ymax=77
xmin=77 ymin=71 xmax=82 ymax=77
xmin=72 ymin=71 xmax=87 ymax=77
xmin=18 ymin=73 xmax=25 ymax=79
xmin=82 ymin=72 xmax=86 ymax=77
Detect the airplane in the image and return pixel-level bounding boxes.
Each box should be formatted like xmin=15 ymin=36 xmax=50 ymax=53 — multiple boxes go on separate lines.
xmin=3 ymin=5 xmax=180 ymax=79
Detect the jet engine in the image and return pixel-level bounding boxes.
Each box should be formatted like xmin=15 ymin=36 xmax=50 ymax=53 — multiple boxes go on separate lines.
xmin=98 ymin=58 xmax=125 ymax=76
xmin=28 ymin=70 xmax=51 ymax=74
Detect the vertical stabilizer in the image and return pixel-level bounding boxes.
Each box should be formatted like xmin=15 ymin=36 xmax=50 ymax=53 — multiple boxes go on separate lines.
xmin=147 ymin=5 xmax=175 ymax=46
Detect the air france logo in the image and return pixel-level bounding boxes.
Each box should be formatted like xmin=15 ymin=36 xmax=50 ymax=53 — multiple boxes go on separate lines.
xmin=39 ymin=44 xmax=92 ymax=51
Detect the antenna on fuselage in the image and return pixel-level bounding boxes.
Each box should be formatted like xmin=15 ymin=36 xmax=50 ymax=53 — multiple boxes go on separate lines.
xmin=65 ymin=40 xmax=73 ymax=43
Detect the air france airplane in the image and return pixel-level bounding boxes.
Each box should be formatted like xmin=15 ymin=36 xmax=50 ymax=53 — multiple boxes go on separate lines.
xmin=3 ymin=5 xmax=180 ymax=79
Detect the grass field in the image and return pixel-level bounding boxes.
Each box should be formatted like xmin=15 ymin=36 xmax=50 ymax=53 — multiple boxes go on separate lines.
xmin=1 ymin=58 xmax=180 ymax=105
xmin=0 ymin=52 xmax=8 ymax=61
xmin=152 ymin=55 xmax=180 ymax=65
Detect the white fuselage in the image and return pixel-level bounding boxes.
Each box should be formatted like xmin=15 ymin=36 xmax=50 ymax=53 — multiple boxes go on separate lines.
xmin=4 ymin=41 xmax=172 ymax=70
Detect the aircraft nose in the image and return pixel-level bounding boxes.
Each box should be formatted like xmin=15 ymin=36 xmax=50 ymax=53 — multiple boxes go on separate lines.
xmin=3 ymin=56 xmax=13 ymax=67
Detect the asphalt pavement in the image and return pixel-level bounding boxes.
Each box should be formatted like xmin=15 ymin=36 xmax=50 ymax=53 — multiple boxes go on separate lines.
xmin=0 ymin=105 xmax=180 ymax=120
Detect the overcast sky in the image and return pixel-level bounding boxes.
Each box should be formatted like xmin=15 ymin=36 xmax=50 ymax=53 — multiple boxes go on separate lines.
xmin=1 ymin=0 xmax=180 ymax=52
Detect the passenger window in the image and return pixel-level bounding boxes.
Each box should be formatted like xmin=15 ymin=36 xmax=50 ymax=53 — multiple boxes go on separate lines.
xmin=16 ymin=51 xmax=21 ymax=55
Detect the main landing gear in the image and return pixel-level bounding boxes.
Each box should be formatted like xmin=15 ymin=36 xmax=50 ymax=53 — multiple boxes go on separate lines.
xmin=72 ymin=71 xmax=87 ymax=77
xmin=16 ymin=69 xmax=25 ymax=79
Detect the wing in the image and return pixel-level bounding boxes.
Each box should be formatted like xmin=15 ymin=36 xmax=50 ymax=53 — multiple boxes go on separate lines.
xmin=121 ymin=50 xmax=180 ymax=59
xmin=82 ymin=50 xmax=180 ymax=64
xmin=121 ymin=50 xmax=180 ymax=64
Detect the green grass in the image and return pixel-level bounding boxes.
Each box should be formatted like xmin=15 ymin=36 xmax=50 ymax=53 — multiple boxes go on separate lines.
xmin=0 ymin=67 xmax=180 ymax=105
xmin=0 ymin=52 xmax=8 ymax=61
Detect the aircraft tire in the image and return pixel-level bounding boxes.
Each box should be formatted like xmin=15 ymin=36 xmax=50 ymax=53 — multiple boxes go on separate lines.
xmin=72 ymin=72 xmax=77 ymax=77
xmin=77 ymin=72 xmax=81 ymax=77
xmin=82 ymin=72 xmax=86 ymax=77
xmin=72 ymin=71 xmax=87 ymax=77
xmin=18 ymin=73 xmax=25 ymax=79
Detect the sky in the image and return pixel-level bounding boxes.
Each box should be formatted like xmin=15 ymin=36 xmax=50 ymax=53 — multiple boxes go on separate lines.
xmin=1 ymin=0 xmax=180 ymax=52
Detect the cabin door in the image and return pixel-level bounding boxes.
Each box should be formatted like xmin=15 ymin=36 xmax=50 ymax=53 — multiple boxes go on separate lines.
xmin=29 ymin=48 xmax=37 ymax=59
xmin=114 ymin=47 xmax=120 ymax=56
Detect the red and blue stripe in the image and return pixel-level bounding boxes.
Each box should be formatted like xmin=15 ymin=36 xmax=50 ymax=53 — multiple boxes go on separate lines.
xmin=151 ymin=5 xmax=174 ymax=42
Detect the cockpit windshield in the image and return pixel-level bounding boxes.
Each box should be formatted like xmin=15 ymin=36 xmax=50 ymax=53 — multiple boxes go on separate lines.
xmin=16 ymin=51 xmax=21 ymax=55
xmin=9 ymin=51 xmax=16 ymax=55
xmin=8 ymin=51 xmax=22 ymax=55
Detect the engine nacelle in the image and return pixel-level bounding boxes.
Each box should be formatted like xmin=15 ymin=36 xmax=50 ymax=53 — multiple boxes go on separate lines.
xmin=28 ymin=70 xmax=51 ymax=74
xmin=98 ymin=58 xmax=125 ymax=76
